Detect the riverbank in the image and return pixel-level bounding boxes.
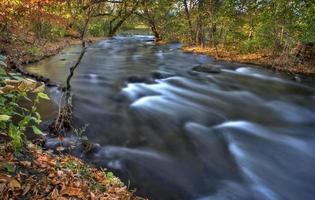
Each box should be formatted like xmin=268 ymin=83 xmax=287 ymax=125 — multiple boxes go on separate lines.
xmin=1 ymin=37 xmax=103 ymax=65
xmin=0 ymin=37 xmax=141 ymax=199
xmin=182 ymin=46 xmax=315 ymax=75
xmin=0 ymin=141 xmax=140 ymax=199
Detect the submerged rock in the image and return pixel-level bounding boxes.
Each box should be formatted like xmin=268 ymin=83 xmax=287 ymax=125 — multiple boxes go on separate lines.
xmin=127 ymin=75 xmax=151 ymax=83
xmin=151 ymin=71 xmax=173 ymax=79
xmin=192 ymin=64 xmax=221 ymax=74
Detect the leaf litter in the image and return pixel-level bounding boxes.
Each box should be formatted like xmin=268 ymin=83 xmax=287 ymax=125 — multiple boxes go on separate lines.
xmin=0 ymin=142 xmax=143 ymax=200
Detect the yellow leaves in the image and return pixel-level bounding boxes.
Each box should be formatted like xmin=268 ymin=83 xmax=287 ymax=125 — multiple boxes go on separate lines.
xmin=0 ymin=85 xmax=15 ymax=94
xmin=0 ymin=115 xmax=11 ymax=122
xmin=0 ymin=78 xmax=45 ymax=94
xmin=17 ymin=79 xmax=37 ymax=92
xmin=33 ymin=83 xmax=45 ymax=93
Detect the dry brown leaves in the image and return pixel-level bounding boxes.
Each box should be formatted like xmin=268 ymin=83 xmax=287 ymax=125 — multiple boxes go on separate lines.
xmin=0 ymin=143 xmax=142 ymax=200
xmin=0 ymin=78 xmax=44 ymax=94
xmin=182 ymin=45 xmax=315 ymax=75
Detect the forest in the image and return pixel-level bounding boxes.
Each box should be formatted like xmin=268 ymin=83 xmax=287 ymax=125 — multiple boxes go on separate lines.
xmin=0 ymin=0 xmax=315 ymax=200
xmin=1 ymin=0 xmax=314 ymax=71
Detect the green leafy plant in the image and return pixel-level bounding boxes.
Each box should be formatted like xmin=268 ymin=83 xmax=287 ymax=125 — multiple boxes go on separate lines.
xmin=0 ymin=54 xmax=50 ymax=152
xmin=74 ymin=124 xmax=89 ymax=138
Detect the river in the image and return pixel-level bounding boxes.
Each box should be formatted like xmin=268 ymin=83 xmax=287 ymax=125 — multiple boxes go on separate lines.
xmin=27 ymin=36 xmax=315 ymax=200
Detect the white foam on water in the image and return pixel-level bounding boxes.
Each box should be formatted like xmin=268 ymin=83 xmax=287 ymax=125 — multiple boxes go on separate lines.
xmin=95 ymin=145 xmax=168 ymax=162
xmin=215 ymin=121 xmax=311 ymax=154
xmin=156 ymin=50 xmax=164 ymax=58
xmin=131 ymin=95 xmax=163 ymax=108
xmin=267 ymin=101 xmax=315 ymax=123
xmin=224 ymin=133 xmax=280 ymax=200
xmin=87 ymin=73 xmax=99 ymax=83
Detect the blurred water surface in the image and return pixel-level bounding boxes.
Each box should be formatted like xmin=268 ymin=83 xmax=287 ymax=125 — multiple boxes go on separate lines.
xmin=27 ymin=36 xmax=315 ymax=200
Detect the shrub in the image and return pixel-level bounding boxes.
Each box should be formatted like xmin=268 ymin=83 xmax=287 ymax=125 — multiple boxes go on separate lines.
xmin=0 ymin=55 xmax=50 ymax=153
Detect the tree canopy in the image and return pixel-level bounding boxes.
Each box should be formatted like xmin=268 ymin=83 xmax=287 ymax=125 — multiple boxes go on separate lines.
xmin=1 ymin=0 xmax=314 ymax=56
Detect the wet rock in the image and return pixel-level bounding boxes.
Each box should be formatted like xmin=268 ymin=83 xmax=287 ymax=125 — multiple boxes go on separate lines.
xmin=29 ymin=73 xmax=36 ymax=78
xmin=127 ymin=75 xmax=151 ymax=83
xmin=151 ymin=71 xmax=173 ymax=79
xmin=81 ymin=140 xmax=101 ymax=154
xmin=111 ymin=94 xmax=127 ymax=103
xmin=192 ymin=64 xmax=221 ymax=74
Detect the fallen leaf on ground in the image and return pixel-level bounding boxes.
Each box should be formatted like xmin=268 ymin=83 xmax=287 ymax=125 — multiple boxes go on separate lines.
xmin=0 ymin=174 xmax=11 ymax=183
xmin=61 ymin=186 xmax=84 ymax=198
xmin=8 ymin=179 xmax=21 ymax=190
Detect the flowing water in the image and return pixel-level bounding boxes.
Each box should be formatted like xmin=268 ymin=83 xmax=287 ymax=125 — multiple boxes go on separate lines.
xmin=27 ymin=36 xmax=315 ymax=200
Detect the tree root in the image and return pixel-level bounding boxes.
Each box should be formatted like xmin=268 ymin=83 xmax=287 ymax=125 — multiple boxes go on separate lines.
xmin=49 ymin=98 xmax=73 ymax=136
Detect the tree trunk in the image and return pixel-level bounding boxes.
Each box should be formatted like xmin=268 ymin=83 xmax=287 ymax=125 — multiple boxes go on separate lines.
xmin=108 ymin=18 xmax=127 ymax=37
xmin=183 ymin=0 xmax=195 ymax=44
xmin=107 ymin=1 xmax=138 ymax=38
xmin=196 ymin=0 xmax=205 ymax=46
xmin=147 ymin=19 xmax=160 ymax=42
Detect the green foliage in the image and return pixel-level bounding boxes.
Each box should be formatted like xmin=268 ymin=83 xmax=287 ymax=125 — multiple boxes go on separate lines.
xmin=0 ymin=115 xmax=11 ymax=122
xmin=88 ymin=21 xmax=106 ymax=37
xmin=37 ymin=92 xmax=50 ymax=100
xmin=133 ymin=0 xmax=314 ymax=55
xmin=106 ymin=172 xmax=114 ymax=180
xmin=26 ymin=46 xmax=40 ymax=56
xmin=1 ymin=163 xmax=16 ymax=173
xmin=32 ymin=21 xmax=67 ymax=41
xmin=33 ymin=21 xmax=54 ymax=39
xmin=0 ymin=55 xmax=49 ymax=152
xmin=32 ymin=126 xmax=43 ymax=135
xmin=50 ymin=27 xmax=67 ymax=40
xmin=74 ymin=124 xmax=89 ymax=138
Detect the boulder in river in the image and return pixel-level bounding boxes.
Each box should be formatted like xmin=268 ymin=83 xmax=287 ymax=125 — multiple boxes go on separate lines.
xmin=192 ymin=64 xmax=221 ymax=74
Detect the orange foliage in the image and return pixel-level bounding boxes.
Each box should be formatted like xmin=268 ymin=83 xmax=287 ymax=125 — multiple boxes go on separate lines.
xmin=0 ymin=0 xmax=68 ymax=35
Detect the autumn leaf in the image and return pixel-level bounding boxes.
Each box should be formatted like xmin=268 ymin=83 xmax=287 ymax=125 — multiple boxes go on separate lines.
xmin=8 ymin=179 xmax=21 ymax=190
xmin=0 ymin=174 xmax=12 ymax=183
xmin=19 ymin=161 xmax=32 ymax=168
xmin=61 ymin=187 xmax=84 ymax=198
